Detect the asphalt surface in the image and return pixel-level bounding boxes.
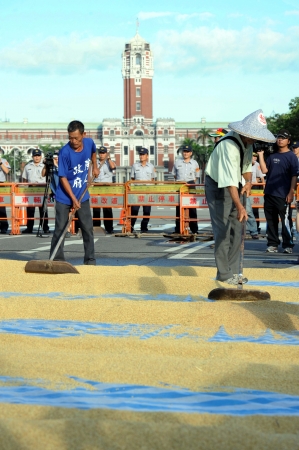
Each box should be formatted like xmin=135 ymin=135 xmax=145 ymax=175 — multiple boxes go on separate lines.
xmin=1 ymin=206 xmax=298 ymax=269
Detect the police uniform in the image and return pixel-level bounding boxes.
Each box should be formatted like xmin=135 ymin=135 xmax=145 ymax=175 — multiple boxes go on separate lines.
xmin=22 ymin=149 xmax=49 ymax=234
xmin=172 ymin=153 xmax=199 ymax=234
xmin=93 ymin=150 xmax=115 ymax=233
xmin=130 ymin=150 xmax=155 ymax=232
xmin=0 ymin=157 xmax=11 ymax=234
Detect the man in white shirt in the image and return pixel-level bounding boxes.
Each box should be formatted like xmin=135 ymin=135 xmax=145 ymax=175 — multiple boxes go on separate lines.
xmin=172 ymin=144 xmax=200 ymax=234
xmin=130 ymin=148 xmax=155 ymax=233
xmin=0 ymin=155 xmax=11 ymax=234
xmin=22 ymin=148 xmax=50 ymax=234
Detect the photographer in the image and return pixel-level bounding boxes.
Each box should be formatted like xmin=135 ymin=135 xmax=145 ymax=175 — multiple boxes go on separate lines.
xmin=22 ymin=148 xmax=50 ymax=234
xmin=258 ymin=130 xmax=298 ymax=254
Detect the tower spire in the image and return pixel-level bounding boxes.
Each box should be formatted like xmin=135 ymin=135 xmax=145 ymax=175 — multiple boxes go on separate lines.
xmin=136 ymin=17 xmax=139 ymax=34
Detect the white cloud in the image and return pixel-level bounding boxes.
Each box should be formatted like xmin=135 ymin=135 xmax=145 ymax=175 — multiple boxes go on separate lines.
xmin=227 ymin=13 xmax=244 ymax=18
xmin=1 ymin=24 xmax=299 ymax=77
xmin=153 ymin=26 xmax=299 ymax=74
xmin=285 ymin=9 xmax=299 ymax=15
xmin=138 ymin=11 xmax=173 ymax=21
xmin=176 ymin=12 xmax=213 ymax=22
xmin=0 ymin=34 xmax=124 ymax=73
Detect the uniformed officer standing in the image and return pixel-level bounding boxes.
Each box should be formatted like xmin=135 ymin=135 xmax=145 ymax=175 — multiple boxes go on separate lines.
xmin=130 ymin=148 xmax=155 ymax=233
xmin=172 ymin=144 xmax=200 ymax=234
xmin=22 ymin=148 xmax=50 ymax=234
xmin=93 ymin=146 xmax=116 ymax=234
xmin=0 ymin=154 xmax=11 ymax=234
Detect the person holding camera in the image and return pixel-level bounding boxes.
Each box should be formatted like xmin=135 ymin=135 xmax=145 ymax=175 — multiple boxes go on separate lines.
xmin=205 ymin=110 xmax=275 ymax=285
xmin=93 ymin=146 xmax=116 ymax=234
xmin=22 ymin=148 xmax=50 ymax=234
xmin=0 ymin=154 xmax=11 ymax=234
xmin=258 ymin=130 xmax=298 ymax=254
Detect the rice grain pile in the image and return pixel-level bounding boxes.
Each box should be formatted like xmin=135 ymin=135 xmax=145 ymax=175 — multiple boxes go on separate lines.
xmin=0 ymin=260 xmax=298 ymax=449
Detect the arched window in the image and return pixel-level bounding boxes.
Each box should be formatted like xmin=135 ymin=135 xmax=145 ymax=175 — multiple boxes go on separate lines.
xmin=136 ymin=53 xmax=141 ymax=65
xmin=135 ymin=130 xmax=143 ymax=136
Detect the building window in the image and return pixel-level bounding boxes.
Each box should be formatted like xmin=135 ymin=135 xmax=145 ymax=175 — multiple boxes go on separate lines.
xmin=136 ymin=87 xmax=140 ymax=97
xmin=150 ymin=146 xmax=154 ymax=155
xmin=136 ymin=53 xmax=141 ymax=65
xmin=110 ymin=130 xmax=115 ymax=136
xmin=124 ymin=146 xmax=128 ymax=155
xmin=135 ymin=130 xmax=143 ymax=136
xmin=136 ymin=146 xmax=142 ymax=154
xmin=136 ymin=102 xmax=141 ymax=111
xmin=164 ymin=129 xmax=168 ymax=135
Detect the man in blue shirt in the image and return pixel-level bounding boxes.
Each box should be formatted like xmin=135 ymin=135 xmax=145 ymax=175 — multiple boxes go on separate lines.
xmin=49 ymin=121 xmax=99 ymax=265
xmin=258 ymin=130 xmax=298 ymax=254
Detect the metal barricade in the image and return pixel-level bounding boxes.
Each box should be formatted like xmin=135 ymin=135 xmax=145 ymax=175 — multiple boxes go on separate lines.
xmin=125 ymin=181 xmax=184 ymax=233
xmin=0 ymin=183 xmax=13 ymax=234
xmin=12 ymin=183 xmax=55 ymax=235
xmin=89 ymin=183 xmax=125 ymax=231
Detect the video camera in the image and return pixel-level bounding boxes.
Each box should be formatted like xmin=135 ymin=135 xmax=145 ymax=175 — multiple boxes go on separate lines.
xmin=254 ymin=141 xmax=276 ymax=157
xmin=44 ymin=152 xmax=55 ymax=169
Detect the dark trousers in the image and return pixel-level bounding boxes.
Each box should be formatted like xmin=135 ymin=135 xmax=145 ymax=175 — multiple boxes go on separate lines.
xmin=253 ymin=207 xmax=260 ymax=232
xmin=93 ymin=208 xmax=113 ymax=232
xmin=175 ymin=206 xmax=198 ymax=234
xmin=264 ymin=194 xmax=294 ymax=249
xmin=26 ymin=206 xmax=49 ymax=232
xmin=175 ymin=180 xmax=198 ymax=234
xmin=50 ymin=200 xmax=95 ymax=264
xmin=0 ymin=206 xmax=8 ymax=233
xmin=131 ymin=205 xmax=151 ymax=231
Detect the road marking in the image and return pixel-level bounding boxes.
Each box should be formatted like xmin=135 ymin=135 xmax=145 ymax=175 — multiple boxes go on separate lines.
xmin=168 ymin=241 xmax=214 ymax=259
xmin=19 ymin=239 xmax=99 ymax=254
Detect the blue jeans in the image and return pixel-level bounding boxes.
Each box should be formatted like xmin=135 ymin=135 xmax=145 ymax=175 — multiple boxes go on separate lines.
xmin=50 ymin=200 xmax=96 ymax=264
xmin=246 ymin=197 xmax=258 ymax=236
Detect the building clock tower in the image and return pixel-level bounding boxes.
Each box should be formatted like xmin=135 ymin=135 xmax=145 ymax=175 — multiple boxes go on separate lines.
xmin=122 ymin=32 xmax=154 ymax=126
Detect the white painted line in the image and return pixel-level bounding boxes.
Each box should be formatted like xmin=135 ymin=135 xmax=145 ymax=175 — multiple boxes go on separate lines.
xmin=168 ymin=241 xmax=215 ymax=259
xmin=19 ymin=239 xmax=98 ymax=254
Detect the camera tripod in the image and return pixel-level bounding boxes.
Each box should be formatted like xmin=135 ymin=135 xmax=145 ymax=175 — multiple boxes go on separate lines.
xmin=36 ymin=167 xmax=53 ymax=238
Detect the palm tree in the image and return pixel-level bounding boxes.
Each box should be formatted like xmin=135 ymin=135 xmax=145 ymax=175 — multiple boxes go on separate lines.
xmin=197 ymin=127 xmax=212 ymax=146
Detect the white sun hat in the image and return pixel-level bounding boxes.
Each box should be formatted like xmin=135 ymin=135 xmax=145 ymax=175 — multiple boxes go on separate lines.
xmin=228 ymin=109 xmax=276 ymax=142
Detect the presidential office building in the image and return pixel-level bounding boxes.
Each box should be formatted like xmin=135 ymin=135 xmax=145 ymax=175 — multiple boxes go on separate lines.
xmin=0 ymin=32 xmax=228 ymax=182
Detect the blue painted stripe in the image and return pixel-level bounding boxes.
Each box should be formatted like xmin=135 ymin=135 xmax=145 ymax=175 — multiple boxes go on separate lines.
xmin=0 ymin=376 xmax=298 ymax=415
xmin=0 ymin=290 xmax=299 ymax=302
xmin=0 ymin=320 xmax=298 ymax=345
xmin=0 ymin=291 xmax=210 ymax=302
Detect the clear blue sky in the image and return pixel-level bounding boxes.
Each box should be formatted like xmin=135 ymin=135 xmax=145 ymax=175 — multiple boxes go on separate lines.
xmin=1 ymin=0 xmax=299 ymax=124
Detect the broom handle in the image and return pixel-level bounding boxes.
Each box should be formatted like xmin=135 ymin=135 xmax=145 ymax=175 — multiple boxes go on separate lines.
xmin=49 ymin=169 xmax=94 ymax=261
xmin=237 ymin=192 xmax=247 ymax=290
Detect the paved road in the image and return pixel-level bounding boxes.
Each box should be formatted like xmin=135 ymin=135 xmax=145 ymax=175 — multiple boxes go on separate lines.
xmin=1 ymin=206 xmax=298 ymax=269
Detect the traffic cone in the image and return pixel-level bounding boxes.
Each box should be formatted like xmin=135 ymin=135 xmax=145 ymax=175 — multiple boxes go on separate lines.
xmin=118 ymin=208 xmax=125 ymax=225
xmin=19 ymin=207 xmax=27 ymax=226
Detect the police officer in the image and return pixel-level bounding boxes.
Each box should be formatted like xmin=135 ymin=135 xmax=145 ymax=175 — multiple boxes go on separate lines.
xmin=130 ymin=148 xmax=155 ymax=233
xmin=93 ymin=146 xmax=116 ymax=234
xmin=0 ymin=154 xmax=11 ymax=234
xmin=172 ymin=144 xmax=200 ymax=234
xmin=22 ymin=148 xmax=50 ymax=234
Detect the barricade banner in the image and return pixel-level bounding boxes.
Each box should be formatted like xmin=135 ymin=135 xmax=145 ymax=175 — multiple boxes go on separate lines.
xmin=126 ymin=181 xmax=184 ymax=233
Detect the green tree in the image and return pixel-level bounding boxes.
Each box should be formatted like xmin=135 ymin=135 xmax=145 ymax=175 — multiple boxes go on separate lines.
xmin=197 ymin=127 xmax=212 ymax=146
xmin=39 ymin=143 xmax=64 ymax=155
xmin=267 ymin=97 xmax=299 ymax=138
